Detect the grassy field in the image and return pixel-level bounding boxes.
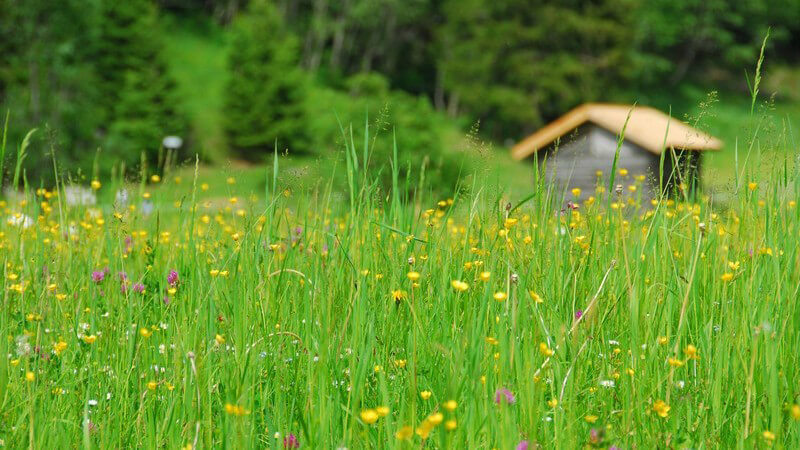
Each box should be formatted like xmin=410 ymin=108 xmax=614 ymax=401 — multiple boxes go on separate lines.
xmin=2 ymin=113 xmax=800 ymax=448
xmin=2 ymin=13 xmax=794 ymax=449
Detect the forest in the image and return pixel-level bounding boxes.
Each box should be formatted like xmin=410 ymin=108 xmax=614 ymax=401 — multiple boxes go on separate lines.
xmin=1 ymin=0 xmax=798 ymax=184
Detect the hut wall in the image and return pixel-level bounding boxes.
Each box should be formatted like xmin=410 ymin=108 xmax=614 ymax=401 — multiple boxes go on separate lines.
xmin=537 ymin=124 xmax=660 ymax=194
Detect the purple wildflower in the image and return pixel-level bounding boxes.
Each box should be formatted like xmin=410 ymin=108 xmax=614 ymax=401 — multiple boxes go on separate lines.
xmin=132 ymin=283 xmax=145 ymax=294
xmin=516 ymin=440 xmax=529 ymax=450
xmin=167 ymin=269 xmax=179 ymax=286
xmin=589 ymin=427 xmax=605 ymax=444
xmin=91 ymin=270 xmax=105 ymax=283
xmin=118 ymin=271 xmax=128 ymax=281
xmin=283 ymin=433 xmax=299 ymax=449
xmin=575 ymin=309 xmax=583 ymax=320
xmin=494 ymin=387 xmax=516 ymax=405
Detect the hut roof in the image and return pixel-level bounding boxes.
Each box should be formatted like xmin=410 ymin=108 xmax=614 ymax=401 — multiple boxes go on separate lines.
xmin=511 ymin=103 xmax=723 ymax=160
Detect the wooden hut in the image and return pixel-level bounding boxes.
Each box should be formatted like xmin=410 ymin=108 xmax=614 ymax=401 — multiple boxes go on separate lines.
xmin=510 ymin=103 xmax=722 ymax=196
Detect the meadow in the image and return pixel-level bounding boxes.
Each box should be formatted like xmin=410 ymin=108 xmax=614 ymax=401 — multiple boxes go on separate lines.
xmin=1 ymin=105 xmax=800 ymax=449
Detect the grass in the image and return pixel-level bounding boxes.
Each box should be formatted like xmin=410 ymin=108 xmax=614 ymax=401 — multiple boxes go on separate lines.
xmin=1 ymin=99 xmax=800 ymax=448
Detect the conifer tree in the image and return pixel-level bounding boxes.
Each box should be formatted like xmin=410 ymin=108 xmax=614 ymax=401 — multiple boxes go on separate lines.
xmin=224 ymin=0 xmax=308 ymax=160
xmin=96 ymin=0 xmax=185 ymax=168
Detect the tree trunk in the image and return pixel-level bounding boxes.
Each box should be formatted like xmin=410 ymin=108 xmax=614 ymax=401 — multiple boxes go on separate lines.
xmin=330 ymin=0 xmax=349 ymax=69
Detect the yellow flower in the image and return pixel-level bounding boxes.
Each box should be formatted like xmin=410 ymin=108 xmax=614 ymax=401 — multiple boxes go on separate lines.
xmin=790 ymin=404 xmax=800 ymax=420
xmin=224 ymin=403 xmax=250 ymax=416
xmin=360 ymin=409 xmax=379 ymax=424
xmin=420 ymin=390 xmax=432 ymax=400
xmin=720 ymin=272 xmax=734 ymax=282
xmin=748 ymin=182 xmax=758 ymax=191
xmin=762 ymin=430 xmax=775 ymax=441
xmin=139 ymin=328 xmax=152 ymax=338
xmin=585 ymin=415 xmax=598 ymax=424
xmin=376 ymin=406 xmax=390 ymax=417
xmin=395 ymin=425 xmax=413 ymax=440
xmin=443 ymin=400 xmax=457 ymax=411
xmin=25 ymin=371 xmax=35 ymax=382
xmin=503 ymin=218 xmax=518 ymax=229
xmin=427 ymin=412 xmax=444 ymax=425
xmin=91 ymin=180 xmax=101 ymax=190
xmin=619 ymin=168 xmax=629 ymax=176
xmin=528 ymin=290 xmax=543 ymax=304
xmin=444 ymin=420 xmax=457 ymax=431
xmin=547 ymin=398 xmax=558 ymax=408
xmin=150 ymin=174 xmax=161 ymax=183
xmin=415 ymin=422 xmax=433 ymax=439
xmin=668 ymin=357 xmax=684 ymax=367
xmin=657 ymin=336 xmax=668 ymax=345
xmin=147 ymin=381 xmax=158 ymax=390
xmin=653 ymin=399 xmax=670 ymax=418
xmin=685 ymin=344 xmax=700 ymax=360
xmin=451 ymin=280 xmax=469 ymax=292
xmin=82 ymin=335 xmax=97 ymax=344
xmin=391 ymin=289 xmax=406 ymax=304
xmin=407 ymin=271 xmax=420 ymax=281
xmin=539 ymin=342 xmax=554 ymax=357
xmin=54 ymin=340 xmax=68 ymax=355
xmin=479 ymin=271 xmax=491 ymax=282
xmin=571 ymin=188 xmax=581 ymax=197
xmin=373 ymin=365 xmax=383 ymax=373
xmin=394 ymin=359 xmax=407 ymax=368
xmin=493 ymin=292 xmax=507 ymax=302
xmin=215 ymin=334 xmax=226 ymax=345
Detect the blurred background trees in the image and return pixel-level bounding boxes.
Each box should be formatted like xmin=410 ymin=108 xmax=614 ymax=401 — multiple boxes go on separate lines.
xmin=1 ymin=0 xmax=798 ymax=182
xmin=224 ymin=0 xmax=308 ymax=160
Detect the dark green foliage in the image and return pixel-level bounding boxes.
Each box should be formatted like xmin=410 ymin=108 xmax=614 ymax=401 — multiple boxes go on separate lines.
xmin=633 ymin=0 xmax=799 ymax=87
xmin=0 ymin=0 xmax=185 ymax=180
xmin=224 ymin=0 xmax=308 ymax=160
xmin=96 ymin=0 xmax=185 ymax=170
xmin=436 ymin=0 xmax=637 ymax=139
xmin=3 ymin=0 xmax=800 ymax=188
xmin=0 ymin=0 xmax=101 ymax=177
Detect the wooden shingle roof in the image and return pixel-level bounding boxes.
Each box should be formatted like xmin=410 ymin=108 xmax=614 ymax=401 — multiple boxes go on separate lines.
xmin=511 ymin=103 xmax=723 ymax=160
